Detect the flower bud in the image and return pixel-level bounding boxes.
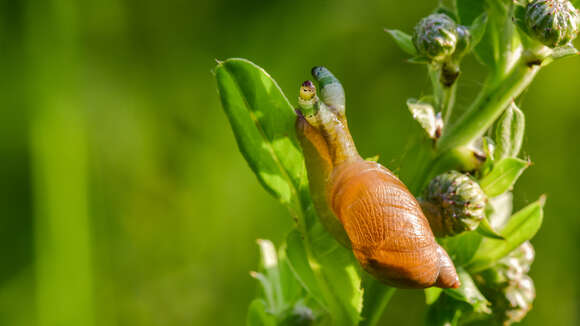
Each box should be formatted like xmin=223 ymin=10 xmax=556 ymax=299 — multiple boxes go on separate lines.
xmin=476 ymin=273 xmax=536 ymax=325
xmin=525 ymin=0 xmax=580 ymax=48
xmin=413 ymin=14 xmax=458 ymax=62
xmin=479 ymin=242 xmax=535 ymax=285
xmin=493 ymin=103 xmax=525 ymax=160
xmin=422 ymin=171 xmax=487 ymax=237
xmin=474 ymin=242 xmax=536 ymax=325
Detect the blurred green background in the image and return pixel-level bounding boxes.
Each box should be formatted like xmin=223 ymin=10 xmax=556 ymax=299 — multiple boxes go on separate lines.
xmin=1 ymin=0 xmax=578 ymax=325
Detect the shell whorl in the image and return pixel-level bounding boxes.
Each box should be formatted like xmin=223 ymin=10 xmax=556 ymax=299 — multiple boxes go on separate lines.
xmin=327 ymin=159 xmax=460 ymax=288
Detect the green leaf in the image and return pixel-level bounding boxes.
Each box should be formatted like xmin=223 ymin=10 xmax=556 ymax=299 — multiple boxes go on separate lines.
xmin=456 ymin=0 xmax=486 ymax=25
xmin=307 ymin=222 xmax=364 ymax=325
xmin=487 ymin=192 xmax=513 ymax=229
xmin=425 ymin=287 xmax=443 ymax=305
xmin=444 ymin=268 xmax=491 ymax=314
xmin=426 ymin=294 xmax=462 ymax=326
xmin=286 ymin=226 xmax=364 ymax=326
xmin=247 ymin=299 xmax=277 ymax=326
xmin=445 ymin=269 xmax=491 ymax=314
xmin=477 ymin=217 xmax=505 ymax=240
xmin=479 ymin=157 xmax=529 ymax=197
xmin=385 ymin=29 xmax=417 ymax=56
xmin=278 ymin=244 xmax=304 ymax=306
xmin=441 ymin=231 xmax=483 ymax=266
xmin=466 ymin=196 xmax=545 ymax=272
xmin=469 ymin=13 xmax=488 ymax=51
xmin=286 ymin=230 xmax=327 ymax=308
xmin=215 ymin=58 xmax=304 ymax=208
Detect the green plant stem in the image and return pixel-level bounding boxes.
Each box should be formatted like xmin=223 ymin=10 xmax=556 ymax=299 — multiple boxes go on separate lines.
xmin=441 ymin=83 xmax=457 ymax=124
xmin=437 ymin=59 xmax=539 ymax=153
xmin=428 ymin=64 xmax=457 ymax=124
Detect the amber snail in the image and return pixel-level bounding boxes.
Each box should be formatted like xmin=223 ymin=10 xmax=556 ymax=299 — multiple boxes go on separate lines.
xmin=295 ymin=67 xmax=460 ymax=289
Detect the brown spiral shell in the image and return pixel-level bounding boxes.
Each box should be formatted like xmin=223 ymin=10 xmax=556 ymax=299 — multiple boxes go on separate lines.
xmin=327 ymin=159 xmax=460 ymax=288
xmin=296 ymin=67 xmax=459 ymax=289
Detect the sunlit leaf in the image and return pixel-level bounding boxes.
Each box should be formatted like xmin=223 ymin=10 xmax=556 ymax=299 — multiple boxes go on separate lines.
xmin=385 ymin=29 xmax=417 ymax=56
xmin=215 ymin=58 xmax=304 ymax=208
xmin=480 ymin=157 xmax=529 ymax=197
xmin=466 ymin=196 xmax=545 ymax=272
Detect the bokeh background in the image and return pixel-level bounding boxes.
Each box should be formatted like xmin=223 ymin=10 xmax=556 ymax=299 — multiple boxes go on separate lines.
xmin=1 ymin=0 xmax=579 ymax=325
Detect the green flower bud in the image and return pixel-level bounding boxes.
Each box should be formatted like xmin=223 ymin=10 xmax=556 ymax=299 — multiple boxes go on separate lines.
xmin=413 ymin=14 xmax=458 ymax=62
xmin=422 ymin=171 xmax=487 ymax=237
xmin=493 ymin=103 xmax=526 ymax=160
xmin=525 ymin=0 xmax=579 ymax=48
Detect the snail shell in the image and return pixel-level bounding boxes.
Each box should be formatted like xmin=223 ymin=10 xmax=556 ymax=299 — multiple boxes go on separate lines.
xmin=328 ymin=159 xmax=460 ymax=288
xmin=296 ymin=66 xmax=460 ymax=289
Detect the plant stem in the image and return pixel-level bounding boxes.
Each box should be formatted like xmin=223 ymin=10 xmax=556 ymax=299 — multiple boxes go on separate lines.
xmin=437 ymin=59 xmax=539 ymax=153
xmin=441 ymin=83 xmax=457 ymax=125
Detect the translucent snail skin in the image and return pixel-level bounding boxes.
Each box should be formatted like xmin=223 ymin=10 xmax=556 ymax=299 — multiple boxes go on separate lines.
xmin=296 ymin=67 xmax=460 ymax=289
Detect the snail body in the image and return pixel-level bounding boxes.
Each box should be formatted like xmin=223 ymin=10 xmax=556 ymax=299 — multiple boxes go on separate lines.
xmin=296 ymin=67 xmax=460 ymax=289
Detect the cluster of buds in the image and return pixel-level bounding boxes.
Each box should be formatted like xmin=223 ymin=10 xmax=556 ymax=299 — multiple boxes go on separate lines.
xmin=421 ymin=170 xmax=487 ymax=237
xmin=474 ymin=242 xmax=536 ymax=325
xmin=522 ymin=0 xmax=579 ymax=48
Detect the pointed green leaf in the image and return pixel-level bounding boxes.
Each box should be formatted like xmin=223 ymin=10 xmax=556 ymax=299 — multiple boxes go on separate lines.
xmin=469 ymin=13 xmax=488 ymax=51
xmin=477 ymin=217 xmax=505 ymax=240
xmin=385 ymin=29 xmax=417 ymax=56
xmin=466 ymin=196 xmax=545 ymax=272
xmin=215 ymin=58 xmax=304 ymax=208
xmin=480 ymin=157 xmax=529 ymax=197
